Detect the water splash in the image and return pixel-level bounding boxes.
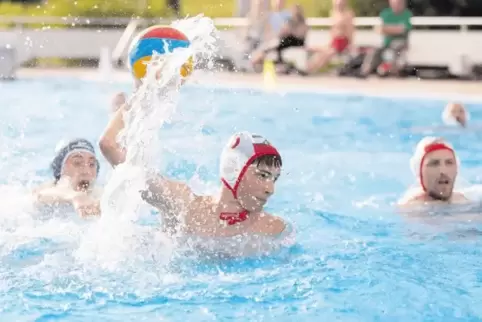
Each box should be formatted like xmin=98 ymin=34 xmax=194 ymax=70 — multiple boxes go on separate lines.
xmin=76 ymin=16 xmax=219 ymax=267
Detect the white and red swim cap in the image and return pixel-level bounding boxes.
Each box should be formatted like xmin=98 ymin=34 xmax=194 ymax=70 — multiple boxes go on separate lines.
xmin=409 ymin=136 xmax=457 ymax=191
xmin=220 ymin=131 xmax=281 ymax=198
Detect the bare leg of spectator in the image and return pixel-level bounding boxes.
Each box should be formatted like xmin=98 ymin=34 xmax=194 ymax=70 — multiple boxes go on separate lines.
xmin=391 ymin=45 xmax=408 ymax=76
xmin=306 ymin=48 xmax=337 ymax=74
xmin=360 ymin=48 xmax=384 ymax=77
xmin=251 ymin=50 xmax=266 ymax=65
xmin=360 ymin=49 xmax=376 ymax=76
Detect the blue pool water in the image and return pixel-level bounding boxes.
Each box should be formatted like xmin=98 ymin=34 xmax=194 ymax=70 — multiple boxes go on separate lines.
xmin=1 ymin=76 xmax=482 ymax=321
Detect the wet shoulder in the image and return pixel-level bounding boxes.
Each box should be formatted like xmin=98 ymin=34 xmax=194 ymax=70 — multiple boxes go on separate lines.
xmin=254 ymin=213 xmax=286 ymax=235
xmin=398 ymin=193 xmax=426 ymax=207
xmin=398 ymin=192 xmax=469 ymax=209
xmin=185 ymin=195 xmax=216 ymax=220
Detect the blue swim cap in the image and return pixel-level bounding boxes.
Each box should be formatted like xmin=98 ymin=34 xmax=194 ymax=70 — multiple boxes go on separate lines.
xmin=50 ymin=138 xmax=100 ymax=182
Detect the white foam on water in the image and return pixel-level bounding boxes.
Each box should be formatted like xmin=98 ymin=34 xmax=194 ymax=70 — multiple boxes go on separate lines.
xmin=75 ymin=16 xmax=219 ymax=269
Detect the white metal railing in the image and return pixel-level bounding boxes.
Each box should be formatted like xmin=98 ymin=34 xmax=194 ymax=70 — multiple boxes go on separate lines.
xmin=2 ymin=15 xmax=482 ymax=28
xmin=1 ymin=15 xmax=481 ymax=77
xmin=111 ymin=19 xmax=140 ymax=63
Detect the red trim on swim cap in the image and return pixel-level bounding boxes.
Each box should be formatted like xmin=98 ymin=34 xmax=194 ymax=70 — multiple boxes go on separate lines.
xmin=231 ymin=136 xmax=240 ymax=149
xmin=219 ymin=142 xmax=281 ymax=225
xmin=419 ymin=142 xmax=455 ymax=191
xmin=225 ymin=143 xmax=281 ymax=199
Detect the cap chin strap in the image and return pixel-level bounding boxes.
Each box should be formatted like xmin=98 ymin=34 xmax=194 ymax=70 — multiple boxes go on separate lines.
xmin=219 ymin=210 xmax=249 ymax=226
xmin=419 ymin=142 xmax=455 ymax=192
xmin=220 ymin=172 xmax=251 ymax=225
xmin=219 ymin=142 xmax=281 ymax=226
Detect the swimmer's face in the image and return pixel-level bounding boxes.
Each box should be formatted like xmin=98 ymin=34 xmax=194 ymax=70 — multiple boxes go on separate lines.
xmin=333 ymin=0 xmax=346 ymax=10
xmin=61 ymin=152 xmax=98 ymax=191
xmin=389 ymin=0 xmax=405 ymax=12
xmin=448 ymin=103 xmax=467 ymax=127
xmin=421 ymin=149 xmax=457 ymax=201
xmin=236 ymin=158 xmax=281 ymax=212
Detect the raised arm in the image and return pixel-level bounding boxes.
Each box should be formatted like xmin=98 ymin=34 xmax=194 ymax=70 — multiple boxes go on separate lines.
xmin=98 ymin=101 xmax=196 ymax=216
xmin=111 ymin=92 xmax=127 ymax=114
xmin=99 ymin=102 xmax=128 ymax=167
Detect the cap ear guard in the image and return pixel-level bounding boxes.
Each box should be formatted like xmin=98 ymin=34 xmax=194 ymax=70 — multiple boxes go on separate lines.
xmin=220 ymin=132 xmax=252 ymax=190
xmin=410 ymin=136 xmax=438 ymax=176
xmin=219 ymin=131 xmax=281 ymax=198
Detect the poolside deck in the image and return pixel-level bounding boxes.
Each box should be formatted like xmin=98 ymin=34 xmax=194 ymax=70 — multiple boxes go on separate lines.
xmin=15 ymin=68 xmax=482 ymax=102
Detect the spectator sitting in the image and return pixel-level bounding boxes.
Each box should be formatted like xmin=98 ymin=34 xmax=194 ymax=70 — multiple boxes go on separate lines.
xmin=250 ymin=1 xmax=308 ymax=68
xmin=287 ymin=0 xmax=354 ymax=75
xmin=359 ymin=0 xmax=412 ymax=78
xmin=243 ymin=0 xmax=270 ymax=61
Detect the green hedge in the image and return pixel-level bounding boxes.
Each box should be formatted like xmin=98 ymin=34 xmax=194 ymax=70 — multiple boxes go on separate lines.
xmin=0 ymin=0 xmax=387 ymax=19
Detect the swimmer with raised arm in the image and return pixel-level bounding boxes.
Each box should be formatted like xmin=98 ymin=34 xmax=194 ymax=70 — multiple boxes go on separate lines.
xmin=442 ymin=102 xmax=468 ymax=128
xmin=111 ymin=79 xmax=142 ymax=114
xmin=410 ymin=102 xmax=470 ymax=134
xmin=398 ymin=137 xmax=468 ymax=207
xmin=33 ymin=139 xmax=102 ymax=217
xmin=99 ymin=105 xmax=292 ymax=256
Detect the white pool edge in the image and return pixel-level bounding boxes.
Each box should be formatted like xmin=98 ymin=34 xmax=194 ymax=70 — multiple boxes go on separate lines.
xmin=187 ymin=80 xmax=482 ymax=104
xmin=15 ymin=68 xmax=482 ymax=104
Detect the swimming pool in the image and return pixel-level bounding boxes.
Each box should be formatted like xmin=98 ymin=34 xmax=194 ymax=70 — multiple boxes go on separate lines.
xmin=1 ymin=75 xmax=482 ymax=321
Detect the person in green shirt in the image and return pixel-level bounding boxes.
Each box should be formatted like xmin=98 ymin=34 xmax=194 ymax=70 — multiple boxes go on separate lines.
xmin=359 ymin=0 xmax=412 ymax=77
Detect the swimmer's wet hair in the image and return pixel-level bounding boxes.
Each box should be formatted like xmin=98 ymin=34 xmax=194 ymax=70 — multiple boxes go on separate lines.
xmin=252 ymin=154 xmax=282 ymax=168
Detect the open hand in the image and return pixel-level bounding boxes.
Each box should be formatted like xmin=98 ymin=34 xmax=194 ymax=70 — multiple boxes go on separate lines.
xmin=72 ymin=194 xmax=101 ymax=218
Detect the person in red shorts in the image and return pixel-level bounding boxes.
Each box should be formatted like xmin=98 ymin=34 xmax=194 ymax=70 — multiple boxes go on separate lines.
xmin=300 ymin=0 xmax=354 ymax=75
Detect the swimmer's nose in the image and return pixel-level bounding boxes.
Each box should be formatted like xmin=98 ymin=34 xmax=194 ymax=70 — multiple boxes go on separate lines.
xmin=264 ymin=180 xmax=275 ymax=196
xmin=79 ymin=165 xmax=95 ymax=177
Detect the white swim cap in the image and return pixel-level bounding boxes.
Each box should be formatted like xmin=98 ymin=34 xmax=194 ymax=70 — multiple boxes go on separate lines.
xmin=220 ymin=131 xmax=281 ymax=198
xmin=409 ymin=136 xmax=457 ymax=191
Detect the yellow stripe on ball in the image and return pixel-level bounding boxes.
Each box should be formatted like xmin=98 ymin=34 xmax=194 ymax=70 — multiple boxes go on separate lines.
xmin=181 ymin=56 xmax=194 ymax=78
xmin=132 ymin=56 xmax=151 ymax=79
xmin=132 ymin=55 xmax=193 ymax=80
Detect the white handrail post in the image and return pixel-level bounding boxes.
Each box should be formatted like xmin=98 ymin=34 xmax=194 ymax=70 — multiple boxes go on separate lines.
xmin=111 ymin=18 xmax=140 ymax=67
